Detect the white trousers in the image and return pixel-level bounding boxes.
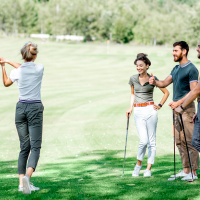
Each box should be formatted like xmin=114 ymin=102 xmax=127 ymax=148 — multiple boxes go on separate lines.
xmin=134 ymin=105 xmax=158 ymax=164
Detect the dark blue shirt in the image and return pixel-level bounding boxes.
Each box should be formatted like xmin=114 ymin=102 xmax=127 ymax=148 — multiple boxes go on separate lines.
xmin=170 ymin=61 xmax=198 ymax=101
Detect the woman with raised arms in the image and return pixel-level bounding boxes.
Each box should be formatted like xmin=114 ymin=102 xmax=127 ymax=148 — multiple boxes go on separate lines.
xmin=0 ymin=42 xmax=44 ymax=194
xmin=126 ymin=53 xmax=169 ymax=177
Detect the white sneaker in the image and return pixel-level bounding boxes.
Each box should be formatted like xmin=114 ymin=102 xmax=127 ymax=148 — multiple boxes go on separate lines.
xmin=132 ymin=164 xmax=142 ymax=177
xmin=30 ymin=183 xmax=40 ymax=191
xmin=18 ymin=183 xmax=40 ymax=192
xmin=22 ymin=175 xmax=31 ymax=194
xmin=143 ymin=169 xmax=151 ymax=177
xmin=181 ymin=173 xmax=198 ymax=181
xmin=170 ymin=170 xmax=187 ymax=178
xmin=18 ymin=185 xmax=23 ymax=192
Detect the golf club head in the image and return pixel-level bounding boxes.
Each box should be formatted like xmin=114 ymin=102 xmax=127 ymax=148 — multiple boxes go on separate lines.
xmin=168 ymin=177 xmax=176 ymax=181
xmin=187 ymin=179 xmax=194 ymax=182
xmin=121 ymin=175 xmax=124 ymax=178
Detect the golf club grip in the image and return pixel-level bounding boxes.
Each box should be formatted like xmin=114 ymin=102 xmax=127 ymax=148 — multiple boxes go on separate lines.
xmin=127 ymin=113 xmax=130 ymax=130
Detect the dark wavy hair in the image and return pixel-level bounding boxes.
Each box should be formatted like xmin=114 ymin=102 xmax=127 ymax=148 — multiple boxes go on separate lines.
xmin=173 ymin=41 xmax=189 ymax=56
xmin=134 ymin=53 xmax=151 ymax=67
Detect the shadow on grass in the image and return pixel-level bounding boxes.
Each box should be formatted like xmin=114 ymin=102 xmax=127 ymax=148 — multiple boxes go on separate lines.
xmin=0 ymin=150 xmax=200 ymax=200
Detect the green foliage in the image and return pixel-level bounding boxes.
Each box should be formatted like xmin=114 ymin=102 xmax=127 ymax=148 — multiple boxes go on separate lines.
xmin=172 ymin=0 xmax=199 ymax=6
xmin=20 ymin=0 xmax=40 ymax=34
xmin=0 ymin=0 xmax=200 ymax=45
xmin=112 ymin=17 xmax=134 ymax=43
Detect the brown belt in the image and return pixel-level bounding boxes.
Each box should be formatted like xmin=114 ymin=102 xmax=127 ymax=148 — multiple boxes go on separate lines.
xmin=134 ymin=102 xmax=154 ymax=107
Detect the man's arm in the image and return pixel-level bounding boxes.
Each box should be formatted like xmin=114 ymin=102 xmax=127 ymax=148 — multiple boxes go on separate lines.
xmin=175 ymin=81 xmax=200 ymax=113
xmin=183 ymin=82 xmax=200 ymax=107
xmin=149 ymin=74 xmax=173 ymax=88
xmin=169 ymin=81 xmax=197 ymax=109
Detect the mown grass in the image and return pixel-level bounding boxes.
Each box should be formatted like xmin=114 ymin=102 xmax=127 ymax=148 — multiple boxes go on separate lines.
xmin=0 ymin=38 xmax=200 ymax=199
xmin=1 ymin=151 xmax=200 ymax=200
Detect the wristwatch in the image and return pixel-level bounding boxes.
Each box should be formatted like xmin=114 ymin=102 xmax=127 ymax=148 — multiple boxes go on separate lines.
xmin=158 ymin=104 xmax=162 ymax=108
xmin=180 ymin=105 xmax=186 ymax=111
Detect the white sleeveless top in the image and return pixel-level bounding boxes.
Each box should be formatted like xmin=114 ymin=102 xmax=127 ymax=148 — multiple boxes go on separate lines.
xmin=9 ymin=62 xmax=44 ymax=101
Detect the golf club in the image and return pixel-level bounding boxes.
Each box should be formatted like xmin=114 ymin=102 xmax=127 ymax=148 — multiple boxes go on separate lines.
xmin=168 ymin=109 xmax=176 ymax=181
xmin=121 ymin=113 xmax=130 ymax=178
xmin=179 ymin=114 xmax=194 ymax=182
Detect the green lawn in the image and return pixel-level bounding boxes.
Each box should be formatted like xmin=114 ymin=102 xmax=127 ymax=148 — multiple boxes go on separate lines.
xmin=0 ymin=38 xmax=200 ymax=199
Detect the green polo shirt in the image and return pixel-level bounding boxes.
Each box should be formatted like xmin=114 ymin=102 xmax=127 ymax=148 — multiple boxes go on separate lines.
xmin=129 ymin=74 xmax=159 ymax=104
xmin=170 ymin=61 xmax=199 ymax=101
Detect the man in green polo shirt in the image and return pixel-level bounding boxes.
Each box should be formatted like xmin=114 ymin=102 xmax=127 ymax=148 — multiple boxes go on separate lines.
xmin=149 ymin=41 xmax=199 ymax=180
xmin=175 ymin=41 xmax=200 ymax=153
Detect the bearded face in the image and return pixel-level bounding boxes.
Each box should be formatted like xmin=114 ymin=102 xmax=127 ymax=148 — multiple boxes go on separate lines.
xmin=174 ymin=51 xmax=183 ymax=62
xmin=173 ymin=46 xmax=185 ymax=62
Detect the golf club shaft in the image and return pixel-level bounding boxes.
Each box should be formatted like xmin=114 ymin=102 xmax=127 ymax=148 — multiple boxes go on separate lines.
xmin=173 ymin=110 xmax=176 ymax=179
xmin=179 ymin=114 xmax=194 ymax=180
xmin=122 ymin=114 xmax=130 ymax=176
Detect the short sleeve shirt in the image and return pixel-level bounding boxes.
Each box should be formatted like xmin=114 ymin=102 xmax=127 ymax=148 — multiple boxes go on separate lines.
xmin=129 ymin=73 xmax=159 ymax=104
xmin=170 ymin=61 xmax=199 ymax=101
xmin=10 ymin=62 xmax=44 ymax=101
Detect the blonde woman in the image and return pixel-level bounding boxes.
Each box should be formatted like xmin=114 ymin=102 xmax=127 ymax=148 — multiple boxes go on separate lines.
xmin=0 ymin=42 xmax=44 ymax=194
xmin=126 ymin=53 xmax=169 ymax=177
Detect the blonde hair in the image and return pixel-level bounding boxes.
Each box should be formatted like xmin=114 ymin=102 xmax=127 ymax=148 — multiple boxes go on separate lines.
xmin=21 ymin=42 xmax=38 ymax=61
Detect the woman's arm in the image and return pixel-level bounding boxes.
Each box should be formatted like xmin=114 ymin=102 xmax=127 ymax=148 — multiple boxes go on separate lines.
xmin=153 ymin=87 xmax=170 ymax=110
xmin=126 ymin=86 xmax=135 ymax=118
xmin=6 ymin=60 xmax=21 ymax=69
xmin=1 ymin=63 xmax=13 ymax=87
xmin=0 ymin=57 xmax=21 ymax=69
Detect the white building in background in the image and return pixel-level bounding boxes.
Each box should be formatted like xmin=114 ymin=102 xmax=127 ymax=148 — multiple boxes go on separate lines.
xmin=56 ymin=35 xmax=84 ymax=41
xmin=30 ymin=34 xmax=84 ymax=41
xmin=30 ymin=34 xmax=50 ymax=39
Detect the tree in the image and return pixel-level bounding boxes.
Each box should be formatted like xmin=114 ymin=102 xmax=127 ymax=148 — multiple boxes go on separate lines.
xmin=0 ymin=0 xmax=199 ymax=45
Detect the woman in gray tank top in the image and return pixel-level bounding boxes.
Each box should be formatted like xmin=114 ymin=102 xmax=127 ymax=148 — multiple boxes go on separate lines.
xmin=126 ymin=53 xmax=169 ymax=177
xmin=0 ymin=42 xmax=44 ymax=194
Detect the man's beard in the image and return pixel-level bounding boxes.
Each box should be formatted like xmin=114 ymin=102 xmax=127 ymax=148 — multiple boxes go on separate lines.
xmin=174 ymin=54 xmax=183 ymax=62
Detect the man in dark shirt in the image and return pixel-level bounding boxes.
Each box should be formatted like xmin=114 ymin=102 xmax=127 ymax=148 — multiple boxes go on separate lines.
xmin=149 ymin=41 xmax=199 ymax=180
xmin=175 ymin=41 xmax=200 ymax=152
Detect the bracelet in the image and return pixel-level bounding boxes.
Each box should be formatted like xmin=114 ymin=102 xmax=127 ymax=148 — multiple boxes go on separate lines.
xmin=180 ymin=105 xmax=186 ymax=111
xmin=158 ymin=104 xmax=162 ymax=107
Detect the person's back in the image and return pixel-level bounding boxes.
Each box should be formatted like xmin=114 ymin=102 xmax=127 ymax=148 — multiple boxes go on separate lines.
xmin=10 ymin=62 xmax=44 ymax=101
xmin=0 ymin=41 xmax=44 ymax=194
